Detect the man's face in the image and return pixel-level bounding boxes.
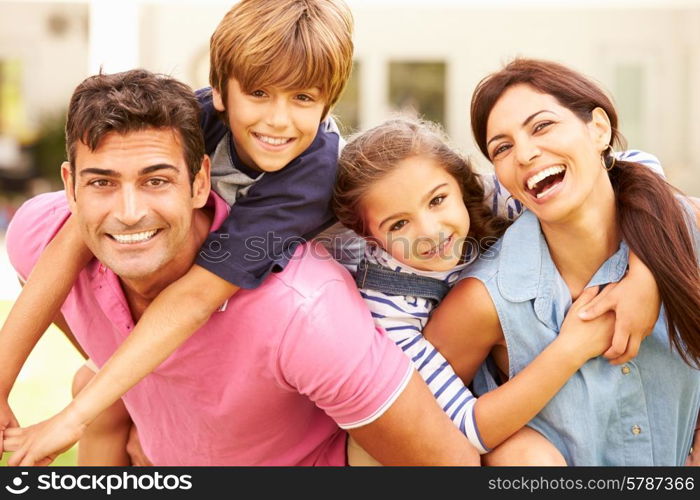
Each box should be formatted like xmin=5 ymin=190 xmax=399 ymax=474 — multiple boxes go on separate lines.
xmin=63 ymin=128 xmax=209 ymax=281
xmin=212 ymin=77 xmax=326 ymax=172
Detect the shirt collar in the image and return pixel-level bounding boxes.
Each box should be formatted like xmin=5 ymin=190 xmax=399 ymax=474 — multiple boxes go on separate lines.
xmin=497 ymin=210 xmax=629 ymax=330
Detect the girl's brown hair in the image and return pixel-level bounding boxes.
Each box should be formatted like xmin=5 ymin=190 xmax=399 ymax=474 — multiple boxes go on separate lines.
xmin=471 ymin=58 xmax=700 ymax=367
xmin=333 ymin=117 xmax=509 ymax=252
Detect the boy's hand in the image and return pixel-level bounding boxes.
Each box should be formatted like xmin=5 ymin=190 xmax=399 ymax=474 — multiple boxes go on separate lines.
xmin=0 ymin=398 xmax=20 ymax=456
xmin=558 ymin=286 xmax=616 ymax=365
xmin=126 ymin=424 xmax=153 ymax=466
xmin=687 ymin=427 xmax=700 ymax=466
xmin=577 ymin=255 xmax=660 ymax=365
xmin=3 ymin=409 xmax=85 ymax=466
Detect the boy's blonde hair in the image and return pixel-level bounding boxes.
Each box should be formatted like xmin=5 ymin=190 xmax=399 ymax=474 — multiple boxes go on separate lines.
xmin=210 ymin=0 xmax=354 ymax=118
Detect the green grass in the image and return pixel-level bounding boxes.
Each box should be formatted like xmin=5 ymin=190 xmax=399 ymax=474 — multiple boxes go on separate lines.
xmin=0 ymin=300 xmax=84 ymax=466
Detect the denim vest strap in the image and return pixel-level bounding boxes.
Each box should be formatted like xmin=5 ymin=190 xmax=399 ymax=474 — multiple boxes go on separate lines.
xmin=355 ymin=259 xmax=450 ymax=303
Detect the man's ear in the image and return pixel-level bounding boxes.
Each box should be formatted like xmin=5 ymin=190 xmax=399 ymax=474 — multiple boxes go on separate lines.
xmin=192 ymin=155 xmax=211 ymax=209
xmin=212 ymin=88 xmax=226 ymax=113
xmin=61 ymin=161 xmax=77 ymax=213
xmin=590 ymin=107 xmax=612 ymax=152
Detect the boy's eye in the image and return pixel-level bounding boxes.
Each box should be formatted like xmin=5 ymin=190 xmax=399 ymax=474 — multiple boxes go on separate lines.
xmin=250 ymin=90 xmax=267 ymax=98
xmin=295 ymin=93 xmax=314 ymax=102
xmin=389 ymin=219 xmax=408 ymax=232
xmin=429 ymin=195 xmax=446 ymax=207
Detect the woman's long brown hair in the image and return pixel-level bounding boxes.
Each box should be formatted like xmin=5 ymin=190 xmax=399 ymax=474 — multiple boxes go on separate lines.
xmin=470 ymin=58 xmax=700 ymax=368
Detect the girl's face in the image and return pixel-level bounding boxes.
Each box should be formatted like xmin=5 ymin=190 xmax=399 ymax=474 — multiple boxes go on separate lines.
xmin=361 ymin=154 xmax=470 ymax=272
xmin=485 ymin=84 xmax=611 ymax=223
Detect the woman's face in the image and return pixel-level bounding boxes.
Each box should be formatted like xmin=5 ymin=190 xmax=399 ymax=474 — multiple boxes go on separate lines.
xmin=485 ymin=84 xmax=611 ymax=223
xmin=361 ymin=154 xmax=470 ymax=272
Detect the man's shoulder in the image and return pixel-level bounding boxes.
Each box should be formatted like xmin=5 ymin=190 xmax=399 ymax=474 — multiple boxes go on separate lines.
xmin=264 ymin=241 xmax=356 ymax=300
xmin=6 ymin=191 xmax=71 ymax=280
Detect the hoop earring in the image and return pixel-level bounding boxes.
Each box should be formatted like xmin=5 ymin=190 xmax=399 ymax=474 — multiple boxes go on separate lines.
xmin=601 ymin=144 xmax=616 ymax=171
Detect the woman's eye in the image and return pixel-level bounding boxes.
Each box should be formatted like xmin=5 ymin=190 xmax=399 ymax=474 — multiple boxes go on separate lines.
xmin=389 ymin=220 xmax=408 ymax=232
xmin=491 ymin=143 xmax=511 ymax=159
xmin=429 ymin=195 xmax=446 ymax=207
xmin=533 ymin=121 xmax=553 ymax=133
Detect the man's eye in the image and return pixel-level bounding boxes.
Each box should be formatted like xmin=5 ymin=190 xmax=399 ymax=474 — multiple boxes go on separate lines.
xmin=389 ymin=220 xmax=408 ymax=232
xmin=88 ymin=179 xmax=112 ymax=188
xmin=146 ymin=178 xmax=168 ymax=187
xmin=429 ymin=195 xmax=446 ymax=207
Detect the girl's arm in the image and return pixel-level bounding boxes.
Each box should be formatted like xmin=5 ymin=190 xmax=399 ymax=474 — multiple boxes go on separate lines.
xmin=425 ymin=279 xmax=614 ymax=450
xmin=0 ymin=217 xmax=90 ymax=442
xmin=5 ymin=263 xmax=237 ymax=466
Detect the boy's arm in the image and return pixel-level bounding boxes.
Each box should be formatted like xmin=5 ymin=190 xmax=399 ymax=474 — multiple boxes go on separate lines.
xmin=4 ymin=264 xmax=236 ymax=466
xmin=0 ymin=216 xmax=90 ymax=450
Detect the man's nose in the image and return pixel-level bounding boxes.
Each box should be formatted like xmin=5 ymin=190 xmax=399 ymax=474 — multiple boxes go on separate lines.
xmin=115 ymin=186 xmax=147 ymax=226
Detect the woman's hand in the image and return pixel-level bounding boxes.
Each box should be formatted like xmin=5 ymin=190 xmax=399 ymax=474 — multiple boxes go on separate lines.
xmin=2 ymin=408 xmax=86 ymax=466
xmin=558 ymin=286 xmax=616 ymax=366
xmin=577 ymin=252 xmax=660 ymax=365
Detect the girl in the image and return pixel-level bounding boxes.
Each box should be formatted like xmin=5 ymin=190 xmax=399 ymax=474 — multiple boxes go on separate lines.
xmin=332 ymin=117 xmax=661 ymax=465
xmin=425 ymin=59 xmax=700 ymax=465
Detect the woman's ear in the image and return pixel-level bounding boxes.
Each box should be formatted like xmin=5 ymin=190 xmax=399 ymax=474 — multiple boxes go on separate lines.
xmin=590 ymin=107 xmax=612 ymax=152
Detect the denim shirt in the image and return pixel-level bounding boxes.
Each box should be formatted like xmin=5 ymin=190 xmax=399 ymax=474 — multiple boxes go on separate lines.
xmin=466 ymin=208 xmax=700 ymax=466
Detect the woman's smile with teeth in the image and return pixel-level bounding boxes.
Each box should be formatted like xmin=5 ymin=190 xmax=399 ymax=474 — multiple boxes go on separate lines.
xmin=109 ymin=229 xmax=158 ymax=244
xmin=525 ymin=165 xmax=566 ymax=198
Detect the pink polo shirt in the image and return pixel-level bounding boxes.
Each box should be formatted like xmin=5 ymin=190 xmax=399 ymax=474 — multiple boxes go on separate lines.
xmin=7 ymin=191 xmax=411 ymax=465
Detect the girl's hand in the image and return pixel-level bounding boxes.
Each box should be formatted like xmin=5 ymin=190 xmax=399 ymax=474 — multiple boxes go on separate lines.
xmin=558 ymin=286 xmax=616 ymax=365
xmin=577 ymin=253 xmax=660 ymax=365
xmin=3 ymin=409 xmax=86 ymax=466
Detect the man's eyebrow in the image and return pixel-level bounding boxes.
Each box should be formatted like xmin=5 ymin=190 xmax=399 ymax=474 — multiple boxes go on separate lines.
xmin=78 ymin=164 xmax=179 ymax=177
xmin=486 ymin=110 xmax=552 ymax=148
xmin=139 ymin=164 xmax=179 ymax=175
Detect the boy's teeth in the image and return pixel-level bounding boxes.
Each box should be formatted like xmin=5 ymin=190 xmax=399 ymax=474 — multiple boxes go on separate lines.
xmin=111 ymin=230 xmax=157 ymax=244
xmin=256 ymin=134 xmax=289 ymax=146
xmin=527 ymin=166 xmax=565 ymax=190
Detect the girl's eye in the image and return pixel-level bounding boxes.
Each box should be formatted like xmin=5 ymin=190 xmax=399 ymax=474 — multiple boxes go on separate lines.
xmin=429 ymin=195 xmax=446 ymax=207
xmin=389 ymin=220 xmax=408 ymax=232
xmin=533 ymin=121 xmax=553 ymax=133
xmin=491 ymin=143 xmax=511 ymax=159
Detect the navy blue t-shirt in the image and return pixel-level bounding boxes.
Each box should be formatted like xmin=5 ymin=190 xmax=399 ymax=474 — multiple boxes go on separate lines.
xmin=194 ymin=88 xmax=340 ymax=288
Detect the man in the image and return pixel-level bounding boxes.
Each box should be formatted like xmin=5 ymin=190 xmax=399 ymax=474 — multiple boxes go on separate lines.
xmin=3 ymin=69 xmax=478 ymax=465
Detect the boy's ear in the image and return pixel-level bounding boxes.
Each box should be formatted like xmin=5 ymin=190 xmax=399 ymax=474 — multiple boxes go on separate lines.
xmin=61 ymin=161 xmax=77 ymax=212
xmin=192 ymin=155 xmax=211 ymax=209
xmin=212 ymin=88 xmax=226 ymax=113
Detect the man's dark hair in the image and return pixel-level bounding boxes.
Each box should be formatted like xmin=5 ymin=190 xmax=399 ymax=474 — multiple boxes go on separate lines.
xmin=65 ymin=69 xmax=204 ymax=184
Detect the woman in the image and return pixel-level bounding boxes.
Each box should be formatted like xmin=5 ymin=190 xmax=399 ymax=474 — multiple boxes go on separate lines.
xmin=425 ymin=58 xmax=700 ymax=465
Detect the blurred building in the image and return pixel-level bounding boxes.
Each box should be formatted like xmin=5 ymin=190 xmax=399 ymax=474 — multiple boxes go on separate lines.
xmin=1 ymin=0 xmax=699 ymax=194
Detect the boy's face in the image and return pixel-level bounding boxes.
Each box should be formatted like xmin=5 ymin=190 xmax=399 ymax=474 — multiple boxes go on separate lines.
xmin=213 ymin=77 xmax=326 ymax=173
